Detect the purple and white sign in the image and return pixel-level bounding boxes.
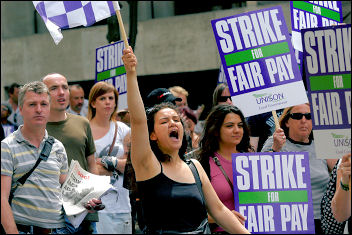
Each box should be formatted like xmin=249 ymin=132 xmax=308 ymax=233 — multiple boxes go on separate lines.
xmin=232 ymin=152 xmax=315 ymax=234
xmin=211 ymin=6 xmax=308 ymax=117
xmin=302 ymin=24 xmax=351 ymax=159
xmin=290 ymin=1 xmax=343 ymax=52
xmin=95 ymin=40 xmax=127 ymax=110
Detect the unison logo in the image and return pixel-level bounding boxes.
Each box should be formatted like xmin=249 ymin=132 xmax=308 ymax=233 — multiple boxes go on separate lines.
xmin=331 ymin=133 xmax=351 ymax=147
xmin=253 ymin=93 xmax=285 ymax=104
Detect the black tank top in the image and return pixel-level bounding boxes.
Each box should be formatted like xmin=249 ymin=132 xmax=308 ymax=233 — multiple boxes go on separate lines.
xmin=137 ymin=162 xmax=207 ymax=233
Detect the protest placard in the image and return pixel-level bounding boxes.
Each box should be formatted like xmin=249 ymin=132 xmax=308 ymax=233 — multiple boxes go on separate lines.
xmin=95 ymin=40 xmax=127 ymax=110
xmin=232 ymin=152 xmax=315 ymax=234
xmin=290 ymin=1 xmax=343 ymax=52
xmin=302 ymin=24 xmax=351 ymax=159
xmin=211 ymin=6 xmax=307 ymax=117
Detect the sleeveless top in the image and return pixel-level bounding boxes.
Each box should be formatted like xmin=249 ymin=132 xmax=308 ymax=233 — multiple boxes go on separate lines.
xmin=137 ymin=161 xmax=207 ymax=233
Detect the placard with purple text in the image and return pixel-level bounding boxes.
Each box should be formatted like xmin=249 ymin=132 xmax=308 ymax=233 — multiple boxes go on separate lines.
xmin=211 ymin=6 xmax=308 ymax=117
xmin=95 ymin=40 xmax=127 ymax=110
xmin=290 ymin=1 xmax=343 ymax=52
xmin=302 ymin=24 xmax=351 ymax=159
xmin=232 ymin=152 xmax=315 ymax=234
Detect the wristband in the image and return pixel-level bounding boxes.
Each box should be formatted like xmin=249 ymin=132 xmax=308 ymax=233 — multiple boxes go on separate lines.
xmin=340 ymin=179 xmax=349 ymax=191
xmin=268 ymin=148 xmax=276 ymax=152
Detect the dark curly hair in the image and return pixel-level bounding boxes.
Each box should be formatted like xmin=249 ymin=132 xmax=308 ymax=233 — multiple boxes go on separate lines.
xmin=146 ymin=102 xmax=188 ymax=162
xmin=198 ymin=104 xmax=253 ymax=179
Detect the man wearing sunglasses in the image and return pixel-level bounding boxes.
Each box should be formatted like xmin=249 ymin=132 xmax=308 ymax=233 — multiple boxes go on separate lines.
xmin=261 ymin=103 xmax=338 ymax=234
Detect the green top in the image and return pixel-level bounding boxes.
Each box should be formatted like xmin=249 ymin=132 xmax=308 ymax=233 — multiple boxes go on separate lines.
xmin=46 ymin=113 xmax=98 ymax=222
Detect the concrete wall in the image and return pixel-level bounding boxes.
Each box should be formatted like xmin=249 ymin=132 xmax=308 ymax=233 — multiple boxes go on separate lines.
xmin=1 ymin=1 xmax=351 ymax=101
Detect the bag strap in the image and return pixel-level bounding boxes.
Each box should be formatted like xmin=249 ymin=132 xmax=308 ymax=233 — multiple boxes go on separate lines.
xmin=211 ymin=153 xmax=234 ymax=194
xmin=108 ymin=122 xmax=118 ymax=156
xmin=17 ymin=136 xmax=55 ymax=185
xmin=186 ymin=160 xmax=206 ymax=206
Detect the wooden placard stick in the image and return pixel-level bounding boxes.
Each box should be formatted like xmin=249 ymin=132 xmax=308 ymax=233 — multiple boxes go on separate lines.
xmin=272 ymin=110 xmax=280 ymax=130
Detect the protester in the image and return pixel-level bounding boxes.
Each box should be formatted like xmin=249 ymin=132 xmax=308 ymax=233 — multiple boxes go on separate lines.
xmin=179 ymin=106 xmax=200 ymax=152
xmin=198 ymin=104 xmax=252 ymax=233
xmin=4 ymin=83 xmax=23 ymax=127
xmin=212 ymin=83 xmax=233 ymax=107
xmin=145 ymin=87 xmax=181 ymax=109
xmin=115 ymin=109 xmax=130 ymax=126
xmin=67 ymin=84 xmax=88 ymax=117
xmin=195 ymin=83 xmax=232 ymax=136
xmin=1 ymin=81 xmax=69 ymax=234
xmin=261 ymin=103 xmax=337 ymax=234
xmin=169 ymin=85 xmax=205 ymax=121
xmin=146 ymin=87 xmax=197 ymax=152
xmin=122 ymin=46 xmax=249 ymax=234
xmin=321 ymin=153 xmax=351 ymax=234
xmin=1 ymin=102 xmax=17 ymax=138
xmin=42 ymin=73 xmax=101 ymax=234
xmin=169 ymin=85 xmax=189 ymax=108
xmin=88 ymin=81 xmax=132 ymax=234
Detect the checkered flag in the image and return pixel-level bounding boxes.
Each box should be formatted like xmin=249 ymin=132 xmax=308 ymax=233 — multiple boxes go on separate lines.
xmin=33 ymin=1 xmax=120 ymax=45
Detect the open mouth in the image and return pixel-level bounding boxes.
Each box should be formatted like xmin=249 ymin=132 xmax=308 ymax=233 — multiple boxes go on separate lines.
xmin=169 ymin=130 xmax=179 ymax=140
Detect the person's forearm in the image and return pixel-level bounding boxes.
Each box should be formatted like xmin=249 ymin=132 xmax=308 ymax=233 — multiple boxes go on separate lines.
xmin=212 ymin=206 xmax=249 ymax=234
xmin=126 ymin=69 xmax=147 ymax=125
xmin=208 ymin=213 xmax=216 ymax=224
xmin=116 ymin=158 xmax=126 ymax=173
xmin=87 ymin=155 xmax=99 ymax=175
xmin=331 ymin=184 xmax=351 ymax=222
xmin=1 ymin=199 xmax=18 ymax=234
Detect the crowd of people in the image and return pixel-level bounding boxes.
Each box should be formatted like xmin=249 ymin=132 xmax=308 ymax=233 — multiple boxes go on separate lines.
xmin=1 ymin=47 xmax=351 ymax=234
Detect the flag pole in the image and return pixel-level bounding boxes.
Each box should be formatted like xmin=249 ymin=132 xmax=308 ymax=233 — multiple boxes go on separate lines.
xmin=113 ymin=1 xmax=135 ymax=71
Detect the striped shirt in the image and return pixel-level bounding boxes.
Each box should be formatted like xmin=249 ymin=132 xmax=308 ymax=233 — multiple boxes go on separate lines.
xmin=1 ymin=126 xmax=68 ymax=228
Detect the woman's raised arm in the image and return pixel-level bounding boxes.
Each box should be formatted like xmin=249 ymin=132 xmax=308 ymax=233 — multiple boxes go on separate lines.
xmin=122 ymin=47 xmax=158 ymax=179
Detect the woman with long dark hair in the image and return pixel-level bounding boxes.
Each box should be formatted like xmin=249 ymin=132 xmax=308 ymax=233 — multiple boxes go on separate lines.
xmin=198 ymin=104 xmax=253 ymax=233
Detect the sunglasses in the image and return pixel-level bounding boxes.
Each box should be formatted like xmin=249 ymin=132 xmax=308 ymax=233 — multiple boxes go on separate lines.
xmin=289 ymin=113 xmax=311 ymax=120
xmin=219 ymin=96 xmax=232 ymax=102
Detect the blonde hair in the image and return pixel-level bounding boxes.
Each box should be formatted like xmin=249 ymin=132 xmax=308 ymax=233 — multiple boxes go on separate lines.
xmin=169 ymin=86 xmax=189 ymax=97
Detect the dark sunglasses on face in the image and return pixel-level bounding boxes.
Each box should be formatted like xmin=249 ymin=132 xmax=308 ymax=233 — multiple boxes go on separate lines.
xmin=289 ymin=113 xmax=311 ymax=120
xmin=219 ymin=96 xmax=232 ymax=102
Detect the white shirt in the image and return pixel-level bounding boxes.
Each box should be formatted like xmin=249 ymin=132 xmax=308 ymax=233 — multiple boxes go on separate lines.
xmin=94 ymin=121 xmax=131 ymax=214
